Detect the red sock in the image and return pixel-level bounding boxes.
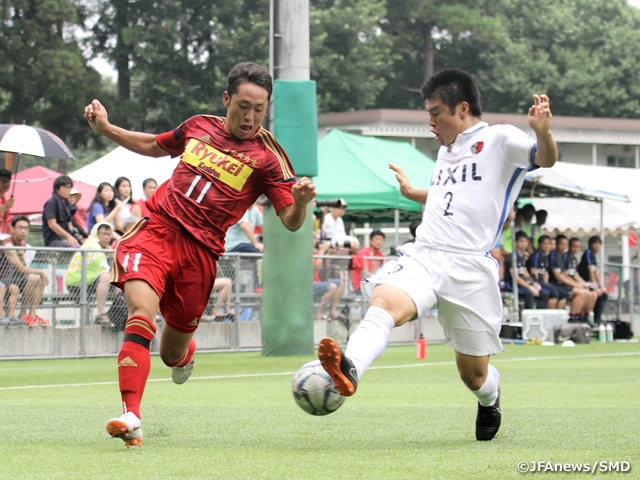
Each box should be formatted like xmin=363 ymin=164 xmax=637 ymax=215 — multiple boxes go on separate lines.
xmin=165 ymin=339 xmax=196 ymax=368
xmin=118 ymin=315 xmax=156 ymax=419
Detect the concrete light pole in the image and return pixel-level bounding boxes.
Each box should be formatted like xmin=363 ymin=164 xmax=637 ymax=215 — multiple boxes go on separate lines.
xmin=262 ymin=0 xmax=318 ymax=355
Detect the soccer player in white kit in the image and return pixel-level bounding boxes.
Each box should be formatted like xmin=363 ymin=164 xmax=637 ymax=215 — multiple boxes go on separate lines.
xmin=318 ymin=69 xmax=558 ymax=441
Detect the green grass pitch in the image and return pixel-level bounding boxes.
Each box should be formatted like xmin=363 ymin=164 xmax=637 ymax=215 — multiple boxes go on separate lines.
xmin=0 ymin=342 xmax=638 ymax=479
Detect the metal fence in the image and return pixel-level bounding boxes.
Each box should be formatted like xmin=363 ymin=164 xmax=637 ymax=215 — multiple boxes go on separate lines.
xmin=0 ymin=247 xmax=401 ymax=359
xmin=2 ymin=244 xmax=636 ymax=360
xmin=501 ymin=260 xmax=640 ymax=328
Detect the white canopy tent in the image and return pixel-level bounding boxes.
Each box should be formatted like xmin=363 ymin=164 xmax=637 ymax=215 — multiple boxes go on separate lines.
xmin=69 ymin=146 xmax=179 ymax=199
xmin=519 ymin=162 xmax=634 ymax=296
xmin=522 ymin=161 xmax=636 ymax=236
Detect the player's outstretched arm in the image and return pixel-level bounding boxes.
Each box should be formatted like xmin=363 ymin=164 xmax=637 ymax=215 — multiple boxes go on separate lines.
xmin=388 ymin=163 xmax=428 ymax=205
xmin=84 ymin=99 xmax=168 ymax=158
xmin=528 ymin=94 xmax=558 ymax=169
xmin=278 ymin=177 xmax=317 ymax=231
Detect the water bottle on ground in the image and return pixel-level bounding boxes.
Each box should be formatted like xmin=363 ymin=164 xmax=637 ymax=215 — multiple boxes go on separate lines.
xmin=416 ymin=334 xmax=426 ymax=360
xmin=605 ymin=323 xmax=614 ymax=343
xmin=598 ymin=323 xmax=606 ymax=343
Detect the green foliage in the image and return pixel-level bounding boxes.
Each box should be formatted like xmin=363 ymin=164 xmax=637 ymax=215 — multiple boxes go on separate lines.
xmin=0 ymin=0 xmax=104 ymax=148
xmin=0 ymin=343 xmax=638 ymax=479
xmin=310 ymin=0 xmax=393 ymax=113
xmin=5 ymin=0 xmax=640 ymax=161
xmin=466 ymin=0 xmax=640 ymax=116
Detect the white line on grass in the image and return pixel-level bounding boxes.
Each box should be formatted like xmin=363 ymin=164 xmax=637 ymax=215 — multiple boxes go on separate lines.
xmin=1 ymin=351 xmax=638 ymax=391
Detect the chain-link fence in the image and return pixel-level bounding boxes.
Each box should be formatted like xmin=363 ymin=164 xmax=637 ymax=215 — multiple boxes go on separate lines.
xmin=602 ymin=262 xmax=639 ymax=325
xmin=0 ymin=246 xmax=437 ymax=359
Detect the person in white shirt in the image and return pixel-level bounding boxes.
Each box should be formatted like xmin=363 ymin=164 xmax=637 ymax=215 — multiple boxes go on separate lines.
xmin=317 ymin=68 xmax=558 ymax=441
xmin=320 ymin=203 xmax=359 ymax=254
xmin=225 ymin=203 xmax=264 ymax=291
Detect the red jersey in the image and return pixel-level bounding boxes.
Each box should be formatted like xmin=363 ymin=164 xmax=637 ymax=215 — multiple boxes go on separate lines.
xmin=150 ymin=115 xmax=296 ymax=257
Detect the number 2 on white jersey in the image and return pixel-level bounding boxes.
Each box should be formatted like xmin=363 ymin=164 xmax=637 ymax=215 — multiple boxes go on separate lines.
xmin=443 ymin=192 xmax=454 ymax=216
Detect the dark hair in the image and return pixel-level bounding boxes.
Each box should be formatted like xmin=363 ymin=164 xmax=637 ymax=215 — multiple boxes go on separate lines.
xmin=11 ymin=215 xmax=29 ymax=227
xmin=537 ymin=234 xmax=551 ymax=247
xmin=421 ymin=68 xmax=482 ymax=117
xmin=536 ymin=209 xmax=548 ymax=221
xmin=515 ymin=230 xmax=529 ymax=241
xmin=97 ymin=223 xmax=112 ymax=233
xmin=227 ymin=62 xmax=273 ymax=101
xmin=556 ymin=234 xmax=568 ymax=243
xmin=588 ymin=235 xmax=602 ymax=248
xmin=409 ymin=221 xmax=420 ymax=239
xmin=114 ymin=176 xmax=135 ymax=204
xmin=370 ymin=229 xmax=385 ymax=240
xmin=521 ymin=204 xmax=536 ymax=214
xmin=142 ymin=178 xmax=157 ymax=188
xmin=90 ymin=182 xmax=117 ymax=213
xmin=53 ymin=175 xmax=73 ymax=191
xmin=569 ymin=237 xmax=581 ymax=248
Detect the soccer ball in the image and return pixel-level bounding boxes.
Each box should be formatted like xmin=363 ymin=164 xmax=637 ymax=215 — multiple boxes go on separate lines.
xmin=292 ymin=360 xmax=345 ymax=416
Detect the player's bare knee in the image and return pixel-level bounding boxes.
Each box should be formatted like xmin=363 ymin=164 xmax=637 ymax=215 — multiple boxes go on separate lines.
xmin=159 ymin=347 xmax=184 ymax=366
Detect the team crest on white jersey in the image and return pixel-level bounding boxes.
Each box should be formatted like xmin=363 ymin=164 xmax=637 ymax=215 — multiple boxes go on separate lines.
xmin=471 ymin=141 xmax=484 ymax=154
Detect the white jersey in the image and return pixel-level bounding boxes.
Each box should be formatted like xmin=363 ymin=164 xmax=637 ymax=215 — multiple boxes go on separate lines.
xmin=415 ymin=122 xmax=537 ymax=253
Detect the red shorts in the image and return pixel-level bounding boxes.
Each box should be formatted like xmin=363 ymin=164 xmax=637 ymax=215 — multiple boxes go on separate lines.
xmin=112 ymin=215 xmax=218 ymax=333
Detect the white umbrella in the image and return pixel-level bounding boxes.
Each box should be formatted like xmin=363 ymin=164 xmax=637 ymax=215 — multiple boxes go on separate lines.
xmin=0 ymin=124 xmax=75 ymax=196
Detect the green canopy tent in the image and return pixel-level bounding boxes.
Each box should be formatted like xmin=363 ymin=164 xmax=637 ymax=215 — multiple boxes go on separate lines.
xmin=315 ymin=130 xmax=435 ymax=241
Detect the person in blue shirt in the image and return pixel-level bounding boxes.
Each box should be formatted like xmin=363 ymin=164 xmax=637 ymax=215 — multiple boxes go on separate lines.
xmin=578 ymin=235 xmax=608 ymax=325
xmin=504 ymin=231 xmax=549 ymax=309
xmin=87 ymin=182 xmax=122 ymax=235
xmin=526 ymin=234 xmax=567 ymax=310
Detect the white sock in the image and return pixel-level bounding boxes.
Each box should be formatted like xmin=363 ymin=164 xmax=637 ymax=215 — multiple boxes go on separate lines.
xmin=471 ymin=364 xmax=500 ymax=407
xmin=345 ymin=306 xmax=395 ymax=379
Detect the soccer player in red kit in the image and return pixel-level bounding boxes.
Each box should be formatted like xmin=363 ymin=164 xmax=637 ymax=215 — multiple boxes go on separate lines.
xmin=84 ymin=62 xmax=316 ymax=447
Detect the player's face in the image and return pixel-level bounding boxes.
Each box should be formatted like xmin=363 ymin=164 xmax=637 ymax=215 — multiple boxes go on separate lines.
xmin=426 ymin=96 xmax=466 ymax=146
xmin=223 ymin=81 xmax=269 ymax=140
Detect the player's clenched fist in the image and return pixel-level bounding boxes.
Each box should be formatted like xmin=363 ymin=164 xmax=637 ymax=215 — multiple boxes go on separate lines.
xmin=292 ymin=177 xmax=317 ymax=204
xmin=84 ymin=99 xmax=109 ymax=133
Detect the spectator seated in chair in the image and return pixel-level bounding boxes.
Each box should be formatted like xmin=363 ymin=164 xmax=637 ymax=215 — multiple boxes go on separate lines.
xmin=549 ymin=234 xmax=594 ymax=323
xmin=578 ymin=235 xmax=608 ymax=326
xmin=503 ymin=230 xmax=549 ymax=309
xmin=0 ymin=215 xmax=50 ymax=326
xmin=351 ymin=229 xmax=387 ymax=294
xmin=320 ymin=203 xmax=359 ymax=255
xmin=201 ymin=266 xmax=236 ymax=322
xmin=42 ymin=175 xmax=82 ymax=249
xmin=313 ymin=233 xmax=346 ymax=321
xmin=65 ymin=222 xmax=116 ymax=328
xmin=526 ymin=234 xmax=567 ymax=310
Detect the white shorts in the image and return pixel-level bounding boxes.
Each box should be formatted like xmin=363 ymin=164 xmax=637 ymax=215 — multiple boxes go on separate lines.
xmin=362 ymin=243 xmax=504 ymax=356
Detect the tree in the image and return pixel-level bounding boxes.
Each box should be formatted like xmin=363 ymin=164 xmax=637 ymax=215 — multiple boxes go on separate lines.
xmin=309 ymin=0 xmax=393 ymax=113
xmin=475 ymin=0 xmax=640 ymax=117
xmin=376 ymin=0 xmax=501 ymax=109
xmin=0 ymin=0 xmax=102 ymax=149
